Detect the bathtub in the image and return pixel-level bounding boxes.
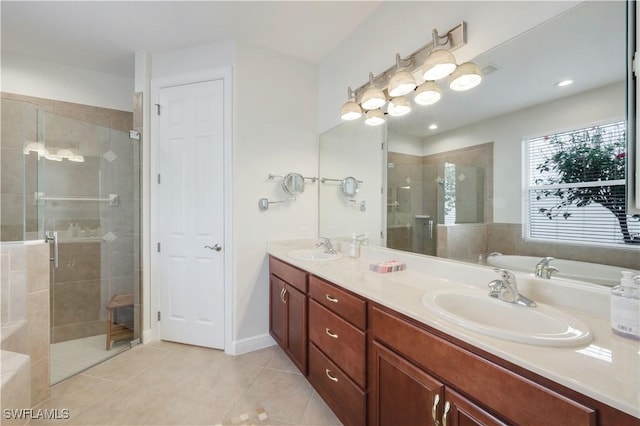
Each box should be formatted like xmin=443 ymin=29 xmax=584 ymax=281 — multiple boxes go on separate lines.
xmin=486 ymin=254 xmax=638 ymax=287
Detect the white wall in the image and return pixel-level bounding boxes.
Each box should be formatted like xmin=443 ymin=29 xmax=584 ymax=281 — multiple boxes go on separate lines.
xmin=233 ymin=40 xmax=318 ymax=344
xmin=422 ymin=81 xmax=625 ymax=223
xmin=317 ymin=1 xmax=579 ymax=134
xmin=387 ymin=131 xmax=422 ymax=156
xmin=1 ymin=53 xmax=134 ymax=111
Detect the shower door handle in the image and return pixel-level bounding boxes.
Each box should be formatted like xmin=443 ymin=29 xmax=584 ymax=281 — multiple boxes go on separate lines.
xmin=45 ymin=231 xmax=59 ymax=269
xmin=205 ymin=244 xmax=222 ymax=252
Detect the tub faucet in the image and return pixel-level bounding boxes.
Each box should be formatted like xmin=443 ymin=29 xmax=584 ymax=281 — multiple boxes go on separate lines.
xmin=315 ymin=237 xmax=337 ymax=255
xmin=535 ymin=257 xmax=559 ymax=279
xmin=488 ymin=268 xmax=537 ymax=307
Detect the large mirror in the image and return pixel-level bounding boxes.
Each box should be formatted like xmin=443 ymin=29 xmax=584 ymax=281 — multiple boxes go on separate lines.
xmin=319 ymin=1 xmax=640 ymax=286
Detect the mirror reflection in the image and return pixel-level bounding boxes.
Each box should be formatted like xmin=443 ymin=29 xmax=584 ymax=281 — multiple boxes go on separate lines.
xmin=319 ymin=2 xmax=639 ymax=286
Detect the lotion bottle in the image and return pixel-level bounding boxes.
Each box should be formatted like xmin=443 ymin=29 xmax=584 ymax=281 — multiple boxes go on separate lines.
xmin=610 ymin=271 xmax=640 ymax=340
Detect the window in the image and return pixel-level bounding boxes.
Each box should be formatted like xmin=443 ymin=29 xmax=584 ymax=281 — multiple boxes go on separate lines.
xmin=524 ymin=121 xmax=639 ymax=246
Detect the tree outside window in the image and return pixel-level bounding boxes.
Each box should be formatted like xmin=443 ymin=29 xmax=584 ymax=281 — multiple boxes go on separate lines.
xmin=528 ymin=122 xmax=639 ymax=245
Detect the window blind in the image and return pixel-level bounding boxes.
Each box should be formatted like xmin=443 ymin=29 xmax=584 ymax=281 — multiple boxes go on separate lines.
xmin=525 ymin=121 xmax=638 ymax=245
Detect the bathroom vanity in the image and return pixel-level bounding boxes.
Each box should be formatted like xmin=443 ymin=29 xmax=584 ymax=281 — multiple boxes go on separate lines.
xmin=268 ymin=240 xmax=640 ymax=426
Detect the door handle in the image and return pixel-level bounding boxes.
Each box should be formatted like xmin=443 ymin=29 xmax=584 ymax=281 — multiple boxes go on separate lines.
xmin=205 ymin=244 xmax=222 ymax=252
xmin=45 ymin=231 xmax=59 ymax=269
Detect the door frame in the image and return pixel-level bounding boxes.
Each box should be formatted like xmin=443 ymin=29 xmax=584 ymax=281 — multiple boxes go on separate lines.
xmin=149 ymin=68 xmax=233 ymax=353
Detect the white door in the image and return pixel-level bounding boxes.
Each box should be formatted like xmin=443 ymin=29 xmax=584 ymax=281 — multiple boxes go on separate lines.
xmin=157 ymin=80 xmax=225 ymax=349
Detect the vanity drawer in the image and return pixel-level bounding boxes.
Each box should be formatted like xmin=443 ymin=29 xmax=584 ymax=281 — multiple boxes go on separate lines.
xmin=309 ymin=275 xmax=366 ymax=329
xmin=308 ymin=342 xmax=366 ymax=426
xmin=309 ymin=299 xmax=366 ymax=388
xmin=269 ymin=256 xmax=307 ymax=293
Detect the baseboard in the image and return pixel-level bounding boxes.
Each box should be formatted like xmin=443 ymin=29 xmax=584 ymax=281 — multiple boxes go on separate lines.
xmin=142 ymin=328 xmax=154 ymax=344
xmin=228 ymin=333 xmax=276 ymax=355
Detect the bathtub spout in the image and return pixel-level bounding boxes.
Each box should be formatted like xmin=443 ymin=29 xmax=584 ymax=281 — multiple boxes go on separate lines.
xmin=535 ymin=257 xmax=559 ymax=279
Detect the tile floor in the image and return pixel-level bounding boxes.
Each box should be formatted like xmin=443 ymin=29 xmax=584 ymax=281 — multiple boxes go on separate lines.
xmin=50 ymin=335 xmax=130 ymax=385
xmin=33 ymin=341 xmax=343 ymax=425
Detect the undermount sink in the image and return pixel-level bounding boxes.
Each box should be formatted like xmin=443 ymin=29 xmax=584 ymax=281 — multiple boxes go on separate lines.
xmin=287 ymin=249 xmax=343 ymax=262
xmin=422 ymin=289 xmax=592 ymax=348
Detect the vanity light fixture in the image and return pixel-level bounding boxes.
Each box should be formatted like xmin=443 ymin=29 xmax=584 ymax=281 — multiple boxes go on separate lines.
xmin=360 ymin=72 xmax=387 ymax=110
xmin=449 ymin=62 xmax=482 ymax=91
xmin=364 ymin=108 xmax=385 ymax=126
xmin=68 ymin=155 xmax=85 ymax=163
xmin=388 ymin=96 xmax=412 ymax=117
xmin=340 ymin=87 xmax=362 ymax=121
xmin=340 ymin=22 xmax=481 ymax=123
xmin=414 ymin=81 xmax=442 ymax=106
xmin=388 ymin=54 xmax=416 ymax=97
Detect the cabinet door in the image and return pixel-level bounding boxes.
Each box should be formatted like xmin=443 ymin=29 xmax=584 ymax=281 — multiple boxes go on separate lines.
xmin=443 ymin=388 xmax=507 ymax=426
xmin=370 ymin=340 xmax=444 ymax=426
xmin=269 ymin=275 xmax=286 ymax=347
xmin=285 ymin=283 xmax=307 ymax=374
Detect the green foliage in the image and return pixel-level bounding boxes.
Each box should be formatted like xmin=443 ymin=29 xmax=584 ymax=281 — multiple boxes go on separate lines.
xmin=534 ymin=125 xmax=638 ymax=243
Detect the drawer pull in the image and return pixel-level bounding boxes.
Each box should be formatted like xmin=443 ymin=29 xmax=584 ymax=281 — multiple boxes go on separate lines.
xmin=432 ymin=394 xmax=440 ymax=426
xmin=325 ymin=369 xmax=339 ymax=382
xmin=325 ymin=294 xmax=339 ymax=303
xmin=325 ymin=328 xmax=339 ymax=339
xmin=442 ymin=401 xmax=451 ymax=426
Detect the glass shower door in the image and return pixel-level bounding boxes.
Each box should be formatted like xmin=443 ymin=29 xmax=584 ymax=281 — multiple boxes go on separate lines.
xmin=35 ymin=109 xmax=140 ymax=384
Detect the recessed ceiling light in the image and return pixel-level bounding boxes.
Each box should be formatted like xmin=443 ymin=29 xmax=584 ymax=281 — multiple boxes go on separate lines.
xmin=555 ymin=79 xmax=573 ymax=87
xmin=429 ymin=123 xmax=438 ymax=130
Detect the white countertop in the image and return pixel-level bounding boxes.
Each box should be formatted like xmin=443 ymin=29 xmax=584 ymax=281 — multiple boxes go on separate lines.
xmin=267 ymin=239 xmax=640 ymax=419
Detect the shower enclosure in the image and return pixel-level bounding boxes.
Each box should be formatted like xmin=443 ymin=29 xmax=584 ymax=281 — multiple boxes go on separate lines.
xmin=2 ymin=96 xmax=141 ymax=384
xmin=387 ymin=158 xmax=485 ymax=256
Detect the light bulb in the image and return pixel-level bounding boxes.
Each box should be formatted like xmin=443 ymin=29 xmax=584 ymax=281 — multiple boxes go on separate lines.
xmin=449 ymin=62 xmax=482 ymax=91
xmin=364 ymin=109 xmax=385 ymax=126
xmin=388 ymin=97 xmax=411 ymax=117
xmin=414 ymin=81 xmax=442 ymax=106
xmin=422 ymin=49 xmax=457 ymax=81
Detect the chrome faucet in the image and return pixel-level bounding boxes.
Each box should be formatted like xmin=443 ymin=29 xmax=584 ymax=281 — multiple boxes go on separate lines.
xmin=488 ymin=268 xmax=537 ymax=307
xmin=315 ymin=237 xmax=337 ymax=255
xmin=535 ymin=257 xmax=559 ymax=279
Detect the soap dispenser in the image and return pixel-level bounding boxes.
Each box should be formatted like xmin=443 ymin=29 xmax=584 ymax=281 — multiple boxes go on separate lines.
xmin=610 ymin=271 xmax=640 ymax=340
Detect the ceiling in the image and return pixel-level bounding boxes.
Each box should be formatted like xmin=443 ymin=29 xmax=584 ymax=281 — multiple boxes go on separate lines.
xmin=1 ymin=1 xmax=382 ymax=77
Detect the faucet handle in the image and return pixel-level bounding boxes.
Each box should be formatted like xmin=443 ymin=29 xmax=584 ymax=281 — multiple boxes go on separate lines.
xmin=493 ymin=268 xmax=516 ymax=282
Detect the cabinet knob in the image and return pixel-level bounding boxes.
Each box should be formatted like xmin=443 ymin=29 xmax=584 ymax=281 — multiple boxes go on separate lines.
xmin=325 ymin=369 xmax=339 ymax=382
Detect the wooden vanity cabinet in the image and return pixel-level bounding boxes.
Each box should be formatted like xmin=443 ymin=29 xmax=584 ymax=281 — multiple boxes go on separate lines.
xmin=269 ymin=257 xmax=308 ymax=375
xmin=369 ymin=304 xmax=597 ymax=426
xmin=370 ymin=340 xmax=506 ymax=426
xmin=307 ymin=275 xmax=368 ymax=426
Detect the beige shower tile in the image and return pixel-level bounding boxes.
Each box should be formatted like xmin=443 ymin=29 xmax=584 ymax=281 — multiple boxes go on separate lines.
xmin=1 ymin=99 xmax=25 ymax=149
xmin=53 ymin=280 xmax=100 ymax=326
xmin=28 ymin=290 xmax=50 ymax=361
xmin=54 ymin=242 xmax=101 ymax=283
xmin=52 ymin=321 xmax=104 ymax=343
xmin=27 ymin=243 xmax=50 ymax=293
xmin=1 ymin=147 xmax=25 ymax=194
xmin=31 ymin=357 xmax=51 ymax=407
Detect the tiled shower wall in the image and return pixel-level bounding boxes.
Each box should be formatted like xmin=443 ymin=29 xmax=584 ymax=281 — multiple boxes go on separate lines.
xmin=0 ymin=92 xmax=138 ymax=343
xmin=1 ymin=242 xmax=51 ymax=406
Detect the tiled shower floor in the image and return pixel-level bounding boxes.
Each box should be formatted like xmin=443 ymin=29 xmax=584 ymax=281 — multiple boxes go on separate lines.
xmin=50 ymin=334 xmax=130 ymax=384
